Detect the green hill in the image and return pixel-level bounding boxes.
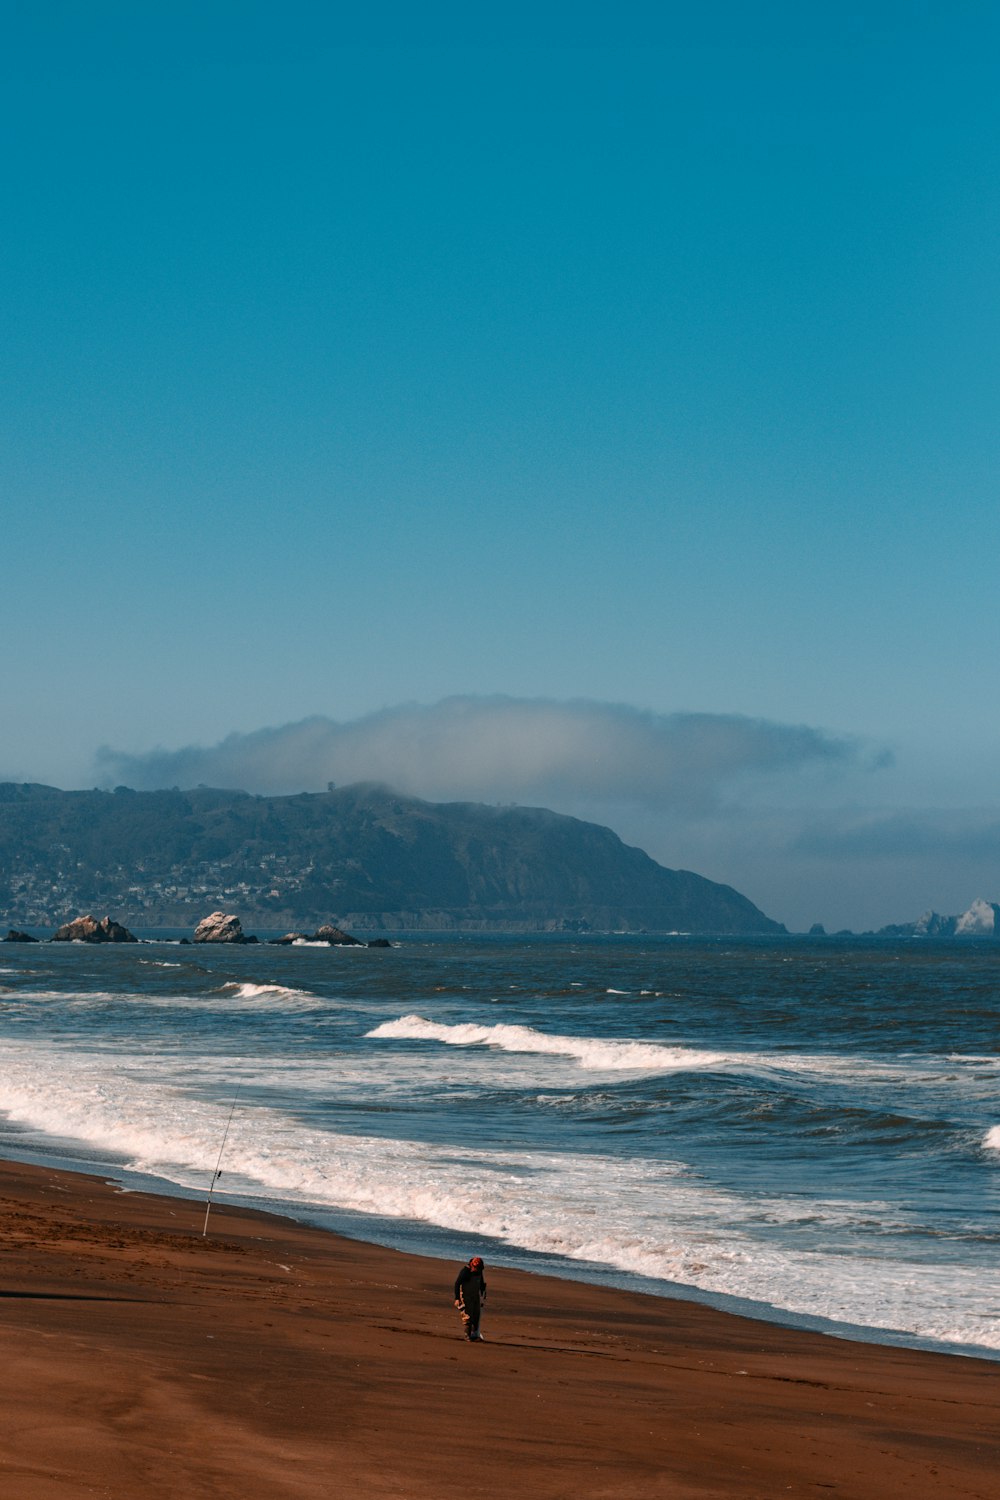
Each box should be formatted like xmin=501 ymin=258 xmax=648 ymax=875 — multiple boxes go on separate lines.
xmin=0 ymin=781 xmax=784 ymax=934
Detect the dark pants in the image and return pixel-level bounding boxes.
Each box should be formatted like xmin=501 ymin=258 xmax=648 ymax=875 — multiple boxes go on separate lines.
xmin=459 ymin=1288 xmax=482 ymax=1338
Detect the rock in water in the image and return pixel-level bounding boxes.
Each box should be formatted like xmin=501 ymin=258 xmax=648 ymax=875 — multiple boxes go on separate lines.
xmin=193 ymin=911 xmax=249 ymax=944
xmin=52 ymin=914 xmax=137 ymax=943
xmin=3 ymin=929 xmax=38 ymax=942
xmin=269 ymin=927 xmax=364 ymax=945
xmin=954 ymin=898 xmax=1000 ymax=937
xmin=313 ymin=924 xmax=363 ymax=945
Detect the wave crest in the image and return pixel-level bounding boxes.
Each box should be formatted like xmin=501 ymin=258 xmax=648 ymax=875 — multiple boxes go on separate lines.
xmin=219 ymin=981 xmax=315 ymax=1003
xmin=366 ymin=1014 xmax=729 ymax=1072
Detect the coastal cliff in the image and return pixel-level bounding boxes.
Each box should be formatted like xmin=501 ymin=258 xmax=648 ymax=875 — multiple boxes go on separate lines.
xmin=0 ymin=781 xmax=784 ymax=935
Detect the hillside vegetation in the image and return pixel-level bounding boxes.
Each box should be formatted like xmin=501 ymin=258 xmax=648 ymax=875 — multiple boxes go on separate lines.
xmin=0 ymin=781 xmax=784 ymax=934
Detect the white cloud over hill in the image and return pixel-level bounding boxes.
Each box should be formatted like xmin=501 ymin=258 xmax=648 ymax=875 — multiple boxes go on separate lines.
xmin=92 ymin=696 xmax=996 ymax=933
xmin=97 ymin=695 xmax=859 ymax=810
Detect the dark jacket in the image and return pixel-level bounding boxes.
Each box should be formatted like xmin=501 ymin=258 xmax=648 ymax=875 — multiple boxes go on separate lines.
xmin=454 ymin=1263 xmax=487 ymax=1308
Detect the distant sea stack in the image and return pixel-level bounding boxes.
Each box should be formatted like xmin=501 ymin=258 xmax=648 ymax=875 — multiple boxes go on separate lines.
xmin=52 ymin=914 xmax=137 ymax=943
xmin=270 ymin=926 xmax=363 ymax=946
xmin=879 ymin=898 xmax=1000 ymax=938
xmin=193 ymin=912 xmax=257 ymax=944
xmin=0 ymin=781 xmax=786 ymax=936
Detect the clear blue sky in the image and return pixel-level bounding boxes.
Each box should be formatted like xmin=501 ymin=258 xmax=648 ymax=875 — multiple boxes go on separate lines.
xmin=2 ymin=3 xmax=999 ymax=929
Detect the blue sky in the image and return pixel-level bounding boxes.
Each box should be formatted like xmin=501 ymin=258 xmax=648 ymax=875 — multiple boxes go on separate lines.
xmin=2 ymin=3 xmax=999 ymax=929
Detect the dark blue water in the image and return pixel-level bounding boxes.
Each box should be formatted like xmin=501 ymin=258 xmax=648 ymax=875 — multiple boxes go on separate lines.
xmin=0 ymin=934 xmax=997 ymax=1356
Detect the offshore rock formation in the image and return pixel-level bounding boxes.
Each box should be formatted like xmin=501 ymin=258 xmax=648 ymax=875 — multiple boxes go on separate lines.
xmin=879 ymin=898 xmax=1000 ymax=938
xmin=52 ymin=914 xmax=137 ymax=943
xmin=193 ymin=911 xmax=257 ymax=944
xmin=314 ymin=924 xmax=363 ymax=945
xmin=270 ymin=925 xmax=363 ymax=946
xmin=953 ymin=898 xmax=1000 ymax=936
xmin=3 ymin=929 xmax=38 ymax=942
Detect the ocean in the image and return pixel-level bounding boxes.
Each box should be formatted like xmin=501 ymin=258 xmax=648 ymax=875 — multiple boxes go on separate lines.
xmin=0 ymin=934 xmax=997 ymax=1359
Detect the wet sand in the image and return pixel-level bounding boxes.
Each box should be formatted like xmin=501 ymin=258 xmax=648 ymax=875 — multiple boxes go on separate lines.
xmin=0 ymin=1157 xmax=997 ymax=1499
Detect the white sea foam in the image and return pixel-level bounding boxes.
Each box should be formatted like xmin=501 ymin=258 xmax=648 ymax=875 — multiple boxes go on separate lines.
xmin=4 ymin=988 xmax=126 ymax=1008
xmin=0 ymin=1036 xmax=996 ymax=1353
xmin=367 ymin=1014 xmax=731 ymax=1071
xmin=983 ymin=1126 xmax=1000 ymax=1151
xmin=365 ymin=1015 xmax=864 ymax=1081
xmin=218 ymin=981 xmax=317 ymax=1004
xmin=0 ymin=981 xmax=332 ymax=1018
xmin=221 ymin=981 xmax=300 ymax=998
xmin=365 ymin=1017 xmax=997 ymax=1106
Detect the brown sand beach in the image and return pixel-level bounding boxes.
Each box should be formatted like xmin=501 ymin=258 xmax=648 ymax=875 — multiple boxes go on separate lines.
xmin=0 ymin=1156 xmax=997 ymax=1500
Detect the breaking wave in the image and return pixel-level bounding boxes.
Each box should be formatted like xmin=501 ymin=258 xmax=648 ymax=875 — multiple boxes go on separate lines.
xmin=219 ymin=982 xmax=315 ymax=1002
xmin=368 ymin=1015 xmax=737 ymax=1071
xmin=0 ymin=1039 xmax=996 ymax=1353
xmin=365 ymin=1016 xmax=999 ymax=1098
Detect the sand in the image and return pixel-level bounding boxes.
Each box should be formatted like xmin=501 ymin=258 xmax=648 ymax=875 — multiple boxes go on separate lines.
xmin=0 ymin=1157 xmax=997 ymax=1499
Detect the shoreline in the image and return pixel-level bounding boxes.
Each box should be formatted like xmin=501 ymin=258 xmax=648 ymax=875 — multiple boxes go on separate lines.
xmin=0 ymin=1155 xmax=998 ymax=1497
xmin=2 ymin=937 xmax=998 ymax=1375
xmin=6 ymin=1130 xmax=993 ymax=1369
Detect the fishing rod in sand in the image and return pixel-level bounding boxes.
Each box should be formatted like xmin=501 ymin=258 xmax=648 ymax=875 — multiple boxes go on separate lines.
xmin=202 ymin=1083 xmax=242 ymax=1237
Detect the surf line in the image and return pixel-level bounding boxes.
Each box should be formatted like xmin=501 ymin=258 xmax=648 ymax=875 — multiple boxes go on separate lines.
xmin=202 ymin=1084 xmax=242 ymax=1237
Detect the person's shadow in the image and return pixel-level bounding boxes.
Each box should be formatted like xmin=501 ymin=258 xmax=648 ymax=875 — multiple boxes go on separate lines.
xmin=0 ymin=1291 xmax=153 ymax=1302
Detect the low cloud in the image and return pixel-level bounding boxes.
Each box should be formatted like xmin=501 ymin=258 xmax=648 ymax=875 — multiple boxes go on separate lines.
xmin=92 ymin=697 xmax=1000 ymax=931
xmin=96 ymin=695 xmax=861 ymax=811
xmin=792 ymin=809 xmax=1000 ymax=861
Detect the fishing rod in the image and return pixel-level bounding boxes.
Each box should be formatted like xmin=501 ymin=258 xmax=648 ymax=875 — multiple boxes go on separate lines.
xmin=202 ymin=1083 xmax=242 ymax=1237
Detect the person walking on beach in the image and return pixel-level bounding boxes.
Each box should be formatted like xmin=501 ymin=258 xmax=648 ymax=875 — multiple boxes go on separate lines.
xmin=454 ymin=1255 xmax=487 ymax=1341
